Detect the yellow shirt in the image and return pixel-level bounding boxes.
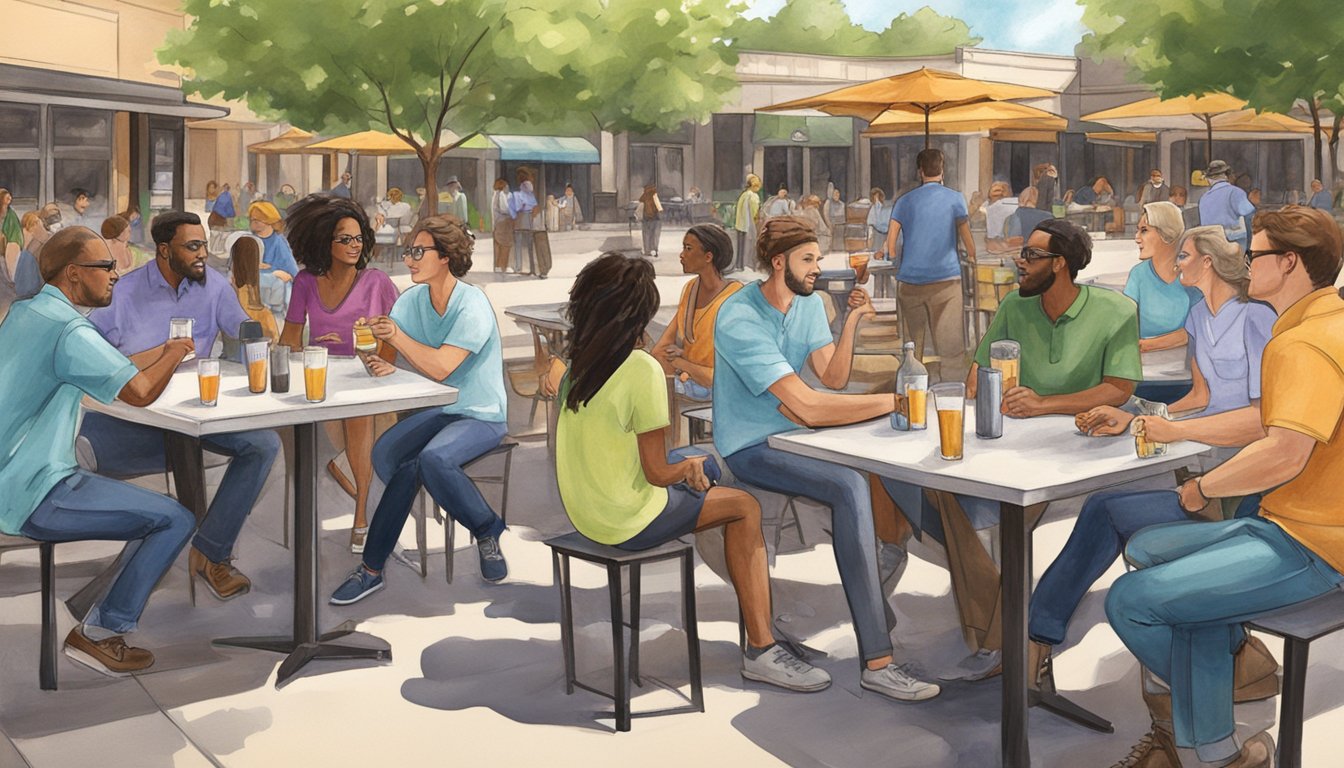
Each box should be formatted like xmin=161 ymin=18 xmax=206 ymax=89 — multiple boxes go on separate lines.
xmin=674 ymin=278 xmax=743 ymax=369
xmin=1259 ymin=287 xmax=1344 ymax=573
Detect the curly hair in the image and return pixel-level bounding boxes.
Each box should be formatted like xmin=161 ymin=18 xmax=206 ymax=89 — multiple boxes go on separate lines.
xmin=409 ymin=215 xmax=474 ymax=278
xmin=283 ymin=194 xmax=374 ymax=276
xmin=562 ymin=253 xmax=659 ymax=413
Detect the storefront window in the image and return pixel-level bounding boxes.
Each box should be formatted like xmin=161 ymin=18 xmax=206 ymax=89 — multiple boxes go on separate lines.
xmin=0 ymin=159 xmax=40 ymax=203
xmin=53 ymin=158 xmax=110 ymax=220
xmin=0 ymin=103 xmax=39 ymax=148
xmin=809 ymin=147 xmax=849 ymax=201
xmin=713 ymin=115 xmax=746 ymax=194
xmin=50 ymin=107 xmax=111 ymax=148
xmin=151 ymin=128 xmax=176 ymax=193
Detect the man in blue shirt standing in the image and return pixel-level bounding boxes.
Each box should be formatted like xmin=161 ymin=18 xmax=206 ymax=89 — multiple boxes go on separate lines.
xmin=0 ymin=226 xmax=196 ymax=677
xmin=1198 ymin=160 xmax=1257 ymax=249
xmin=79 ymin=211 xmax=280 ymax=602
xmin=1308 ymin=178 xmax=1334 ymax=211
xmin=714 ymin=216 xmax=941 ymax=703
xmin=885 ymin=149 xmax=976 ymax=381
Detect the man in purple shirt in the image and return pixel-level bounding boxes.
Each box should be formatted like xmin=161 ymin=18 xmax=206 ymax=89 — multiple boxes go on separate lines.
xmin=80 ymin=211 xmax=279 ymax=602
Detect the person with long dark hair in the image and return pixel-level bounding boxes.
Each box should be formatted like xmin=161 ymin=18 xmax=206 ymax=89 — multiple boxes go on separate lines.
xmin=649 ymin=223 xmax=742 ymax=402
xmin=228 ymin=235 xmax=278 ymax=341
xmin=279 ymin=195 xmax=400 ymax=553
xmin=330 ymin=215 xmax=509 ymax=604
xmin=555 ymin=252 xmax=829 ymax=692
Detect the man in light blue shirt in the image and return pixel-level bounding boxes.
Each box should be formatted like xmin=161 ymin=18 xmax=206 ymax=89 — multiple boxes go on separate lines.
xmin=886 ymin=148 xmax=976 ymax=380
xmin=1197 ymin=160 xmax=1257 ymax=248
xmin=81 ymin=211 xmax=279 ymax=602
xmin=0 ymin=227 xmax=195 ymax=677
xmin=714 ymin=214 xmax=942 ymax=703
xmin=1308 ymin=179 xmax=1334 ymax=211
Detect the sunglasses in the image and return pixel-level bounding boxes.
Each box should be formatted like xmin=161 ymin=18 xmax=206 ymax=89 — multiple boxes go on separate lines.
xmin=73 ymin=259 xmax=118 ymax=273
xmin=333 ymin=234 xmax=366 ymax=247
xmin=402 ymin=245 xmax=439 ymax=261
xmin=1245 ymin=248 xmax=1289 ymax=268
xmin=1017 ymin=246 xmax=1062 ymax=263
xmin=174 ymin=240 xmax=208 ymax=252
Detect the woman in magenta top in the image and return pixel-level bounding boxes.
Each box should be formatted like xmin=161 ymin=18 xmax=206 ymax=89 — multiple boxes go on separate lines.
xmin=279 ymin=195 xmax=401 ymax=552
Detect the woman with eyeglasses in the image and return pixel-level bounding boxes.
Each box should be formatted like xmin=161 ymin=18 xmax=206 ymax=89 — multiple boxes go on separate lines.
xmin=329 ymin=215 xmax=510 ymax=605
xmin=280 ymin=195 xmax=400 ymax=553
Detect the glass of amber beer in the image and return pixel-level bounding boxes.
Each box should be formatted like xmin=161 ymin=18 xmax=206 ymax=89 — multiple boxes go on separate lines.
xmin=989 ymin=340 xmax=1021 ymax=390
xmin=932 ymin=382 xmax=966 ymax=461
xmin=244 ymin=340 xmax=269 ymax=394
xmin=304 ymin=346 xmax=329 ymax=403
xmin=197 ymin=358 xmax=220 ymax=406
xmin=848 ymin=252 xmax=872 ymax=284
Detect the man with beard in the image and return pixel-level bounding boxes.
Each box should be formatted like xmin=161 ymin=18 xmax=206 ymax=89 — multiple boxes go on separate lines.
xmin=0 ymin=227 xmax=195 ymax=677
xmin=712 ymin=216 xmax=943 ymax=703
xmin=79 ymin=211 xmax=279 ymax=602
xmin=874 ymin=218 xmax=1142 ymax=682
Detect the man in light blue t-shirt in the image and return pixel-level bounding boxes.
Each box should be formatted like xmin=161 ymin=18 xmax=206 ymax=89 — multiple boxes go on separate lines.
xmin=713 ymin=214 xmax=941 ymax=704
xmin=885 ymin=148 xmax=976 ymax=380
xmin=0 ymin=227 xmax=196 ymax=678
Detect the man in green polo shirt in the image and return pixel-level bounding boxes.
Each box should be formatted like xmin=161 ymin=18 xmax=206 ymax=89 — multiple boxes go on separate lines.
xmin=876 ymin=218 xmax=1141 ymax=681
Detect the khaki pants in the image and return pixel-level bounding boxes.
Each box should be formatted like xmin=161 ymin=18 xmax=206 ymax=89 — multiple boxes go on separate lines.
xmin=897 ymin=278 xmax=966 ymax=381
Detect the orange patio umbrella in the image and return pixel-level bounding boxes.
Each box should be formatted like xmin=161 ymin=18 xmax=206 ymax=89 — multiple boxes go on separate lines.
xmin=863 ymin=100 xmax=1066 ymax=136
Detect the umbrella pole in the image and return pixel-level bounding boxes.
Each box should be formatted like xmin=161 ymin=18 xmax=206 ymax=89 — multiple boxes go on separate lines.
xmin=925 ymin=108 xmax=931 ymax=149
xmin=1204 ymin=116 xmax=1213 ymax=165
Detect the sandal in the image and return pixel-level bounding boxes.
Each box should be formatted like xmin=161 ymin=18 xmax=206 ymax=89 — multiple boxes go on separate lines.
xmin=327 ymin=458 xmax=357 ymax=501
xmin=350 ymin=526 xmax=368 ymax=555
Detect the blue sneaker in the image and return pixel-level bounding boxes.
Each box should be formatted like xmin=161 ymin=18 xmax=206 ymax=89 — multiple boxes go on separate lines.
xmin=329 ymin=566 xmax=384 ymax=605
xmin=477 ymin=536 xmax=508 ymax=582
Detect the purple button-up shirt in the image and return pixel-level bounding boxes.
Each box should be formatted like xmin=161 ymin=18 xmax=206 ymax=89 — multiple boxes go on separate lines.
xmin=89 ymin=260 xmax=249 ymax=356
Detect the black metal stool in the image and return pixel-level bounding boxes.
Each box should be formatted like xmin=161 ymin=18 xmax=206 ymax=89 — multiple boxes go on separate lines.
xmin=414 ymin=438 xmax=517 ymax=582
xmin=0 ymin=535 xmax=58 ymax=689
xmin=546 ymin=531 xmax=703 ymax=732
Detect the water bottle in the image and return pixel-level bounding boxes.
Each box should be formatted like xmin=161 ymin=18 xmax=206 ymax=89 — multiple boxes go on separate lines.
xmin=975 ymin=367 xmax=1004 ymax=439
xmin=891 ymin=342 xmax=929 ymax=431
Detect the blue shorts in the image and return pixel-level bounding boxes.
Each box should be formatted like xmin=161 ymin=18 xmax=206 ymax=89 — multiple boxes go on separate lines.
xmin=616 ymin=484 xmax=706 ymax=551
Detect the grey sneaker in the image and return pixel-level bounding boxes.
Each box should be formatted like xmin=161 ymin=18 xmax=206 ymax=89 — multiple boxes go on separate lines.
xmin=741 ymin=645 xmax=832 ymax=692
xmin=938 ymin=649 xmax=1002 ymax=682
xmin=861 ymin=662 xmax=940 ymax=702
xmin=877 ymin=541 xmax=909 ymax=595
xmin=477 ymin=535 xmax=507 ymax=582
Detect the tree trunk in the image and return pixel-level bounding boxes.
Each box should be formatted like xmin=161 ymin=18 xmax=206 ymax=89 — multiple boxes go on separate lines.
xmin=420 ymin=148 xmax=441 ymax=220
xmin=1331 ymin=113 xmax=1343 ymax=184
xmin=1310 ymin=101 xmax=1324 ymax=182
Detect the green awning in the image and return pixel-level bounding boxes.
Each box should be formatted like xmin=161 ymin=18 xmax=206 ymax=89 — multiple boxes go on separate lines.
xmin=753 ymin=115 xmax=854 ymax=147
xmin=491 ymin=135 xmax=599 ymax=163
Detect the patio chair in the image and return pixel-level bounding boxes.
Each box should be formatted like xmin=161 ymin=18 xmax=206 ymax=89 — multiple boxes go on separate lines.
xmin=410 ymin=439 xmax=517 ymax=582
xmin=0 ymin=535 xmax=58 ymax=689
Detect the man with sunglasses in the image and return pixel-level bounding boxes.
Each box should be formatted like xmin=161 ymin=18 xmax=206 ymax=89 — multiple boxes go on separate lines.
xmin=0 ymin=226 xmax=196 ymax=677
xmin=78 ymin=211 xmax=279 ymax=603
xmin=875 ymin=218 xmax=1142 ymax=681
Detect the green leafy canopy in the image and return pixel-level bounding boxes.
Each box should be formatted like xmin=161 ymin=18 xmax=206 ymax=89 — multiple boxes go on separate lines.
xmin=728 ymin=1 xmax=979 ymax=58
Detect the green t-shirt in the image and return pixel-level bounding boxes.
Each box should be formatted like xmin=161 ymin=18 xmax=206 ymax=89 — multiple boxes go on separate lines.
xmin=556 ymin=350 xmax=671 ymax=545
xmin=973 ymin=285 xmax=1143 ymax=396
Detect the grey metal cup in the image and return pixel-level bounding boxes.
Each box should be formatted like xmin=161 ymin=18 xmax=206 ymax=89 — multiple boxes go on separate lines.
xmin=976 ymin=367 xmax=1004 ymax=439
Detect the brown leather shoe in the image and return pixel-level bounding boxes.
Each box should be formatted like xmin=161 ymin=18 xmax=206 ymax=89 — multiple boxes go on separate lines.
xmin=1222 ymin=731 xmax=1274 ymax=768
xmin=63 ymin=628 xmax=154 ymax=677
xmin=190 ymin=547 xmax=251 ymax=600
xmin=1109 ymin=725 xmax=1180 ymax=768
xmin=1233 ymin=635 xmax=1280 ymax=703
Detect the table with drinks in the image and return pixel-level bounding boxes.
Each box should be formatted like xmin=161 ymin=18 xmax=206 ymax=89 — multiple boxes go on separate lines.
xmin=769 ymin=339 xmax=1210 ymax=766
xmin=84 ymin=335 xmax=458 ymax=687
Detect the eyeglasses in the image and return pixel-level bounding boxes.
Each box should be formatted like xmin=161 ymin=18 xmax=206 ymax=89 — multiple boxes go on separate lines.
xmin=72 ymin=260 xmax=117 ymax=273
xmin=333 ymin=234 xmax=366 ymax=247
xmin=1017 ymin=246 xmax=1062 ymax=264
xmin=174 ymin=240 xmax=208 ymax=252
xmin=1245 ymin=249 xmax=1289 ymax=267
xmin=402 ymin=245 xmax=439 ymax=261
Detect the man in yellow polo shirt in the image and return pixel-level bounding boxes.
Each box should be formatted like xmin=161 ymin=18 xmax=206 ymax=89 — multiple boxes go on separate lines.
xmin=1106 ymin=205 xmax=1344 ymax=768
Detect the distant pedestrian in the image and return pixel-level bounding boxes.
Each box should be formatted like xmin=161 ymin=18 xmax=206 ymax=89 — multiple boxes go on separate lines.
xmin=510 ymin=169 xmax=538 ymax=275
xmin=331 ymin=172 xmax=352 ymax=199
xmin=1308 ymin=179 xmax=1333 ymax=211
xmin=491 ymin=178 xmax=512 ymax=272
xmin=1137 ymin=169 xmax=1170 ymax=205
xmin=825 ymin=188 xmax=847 ymax=253
xmin=732 ymin=174 xmax=762 ymax=272
xmin=638 ymin=184 xmax=663 ymax=258
xmin=1198 ymin=160 xmax=1256 ymax=249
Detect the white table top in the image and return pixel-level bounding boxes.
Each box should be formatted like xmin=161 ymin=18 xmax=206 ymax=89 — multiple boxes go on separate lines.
xmin=768 ymin=401 xmax=1209 ymax=507
xmin=84 ymin=356 xmax=458 ymax=437
xmin=505 ymin=302 xmax=678 ymax=333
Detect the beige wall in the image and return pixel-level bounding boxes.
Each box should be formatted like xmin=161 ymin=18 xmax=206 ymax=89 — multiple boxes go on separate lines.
xmin=0 ymin=0 xmax=185 ymax=87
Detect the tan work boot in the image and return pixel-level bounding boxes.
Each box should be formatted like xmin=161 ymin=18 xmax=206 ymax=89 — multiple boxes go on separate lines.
xmin=63 ymin=628 xmax=154 ymax=677
xmin=1109 ymin=688 xmax=1180 ymax=768
xmin=1233 ymin=635 xmax=1280 ymax=703
xmin=1221 ymin=731 xmax=1274 ymax=768
xmin=190 ymin=547 xmax=251 ymax=600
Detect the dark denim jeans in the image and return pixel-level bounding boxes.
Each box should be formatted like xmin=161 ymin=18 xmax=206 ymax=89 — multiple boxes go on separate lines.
xmin=22 ymin=471 xmax=194 ymax=634
xmin=362 ymin=410 xmax=507 ymax=572
xmin=79 ymin=411 xmax=280 ymax=562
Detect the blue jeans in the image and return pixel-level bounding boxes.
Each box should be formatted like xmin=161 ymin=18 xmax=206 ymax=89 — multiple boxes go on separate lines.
xmin=79 ymin=412 xmax=280 ymax=563
xmin=363 ymin=410 xmax=507 ymax=572
xmin=21 ymin=471 xmax=194 ymax=634
xmin=1107 ymin=517 xmax=1344 ymax=751
xmin=673 ymin=377 xmax=711 ymax=401
xmin=725 ymin=442 xmax=892 ymax=662
xmin=877 ymin=478 xmax=999 ymax=543
xmin=1030 ymin=491 xmax=1262 ymax=646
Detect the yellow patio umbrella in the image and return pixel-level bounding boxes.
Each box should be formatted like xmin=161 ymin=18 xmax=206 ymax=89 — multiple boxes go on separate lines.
xmin=247 ymin=127 xmax=327 ymax=155
xmin=305 ymin=129 xmax=428 ymax=155
xmin=1083 ymin=92 xmax=1264 ymax=164
xmin=761 ymin=67 xmax=1055 ymax=147
xmin=864 ymin=100 xmax=1066 ymax=136
xmin=1209 ymin=109 xmax=1313 ymax=134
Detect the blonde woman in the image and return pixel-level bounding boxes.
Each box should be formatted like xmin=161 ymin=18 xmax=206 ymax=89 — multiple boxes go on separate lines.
xmin=1125 ymin=201 xmax=1200 ymax=353
xmin=248 ymin=200 xmax=297 ymax=313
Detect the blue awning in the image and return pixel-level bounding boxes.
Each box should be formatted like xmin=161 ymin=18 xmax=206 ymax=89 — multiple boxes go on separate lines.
xmin=491 ymin=135 xmax=599 ymax=164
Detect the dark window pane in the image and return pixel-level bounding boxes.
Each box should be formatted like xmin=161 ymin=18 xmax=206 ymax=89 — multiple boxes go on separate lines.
xmin=53 ymin=158 xmax=109 ymax=220
xmin=51 ymin=107 xmax=111 ymax=148
xmin=0 ymin=159 xmax=40 ymax=203
xmin=713 ymin=114 xmax=746 ymax=194
xmin=0 ymin=102 xmax=39 ymax=148
xmin=150 ymin=128 xmax=176 ymax=194
xmin=629 ymin=146 xmax=657 ymax=198
xmin=810 ymin=147 xmax=849 ymax=200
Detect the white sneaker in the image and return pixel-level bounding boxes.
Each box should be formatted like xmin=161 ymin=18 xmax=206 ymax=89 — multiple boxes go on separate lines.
xmin=938 ymin=649 xmax=1002 ymax=682
xmin=861 ymin=662 xmax=940 ymax=702
xmin=741 ymin=645 xmax=831 ymax=692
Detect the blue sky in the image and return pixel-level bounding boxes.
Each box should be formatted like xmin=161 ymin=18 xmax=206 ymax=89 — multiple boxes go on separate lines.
xmin=743 ymin=0 xmax=1087 ymax=56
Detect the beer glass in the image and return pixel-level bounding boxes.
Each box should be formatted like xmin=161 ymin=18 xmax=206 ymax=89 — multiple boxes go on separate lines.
xmin=989 ymin=339 xmax=1021 ymax=391
xmin=353 ymin=321 xmax=377 ymax=354
xmin=304 ymin=346 xmax=329 ymax=403
xmin=170 ymin=317 xmax=195 ymax=362
xmin=848 ymin=252 xmax=871 ymax=284
xmin=197 ymin=358 xmax=220 ymax=407
xmin=905 ymin=374 xmax=929 ymax=431
xmin=269 ymin=345 xmax=290 ymax=394
xmin=933 ymin=382 xmax=966 ymax=461
xmin=1132 ymin=401 xmax=1171 ymax=459
xmin=244 ymin=340 xmax=269 ymax=394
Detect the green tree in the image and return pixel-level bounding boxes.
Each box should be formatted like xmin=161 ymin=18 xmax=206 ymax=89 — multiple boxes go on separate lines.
xmin=1081 ymin=0 xmax=1344 ymax=180
xmin=729 ymin=1 xmax=978 ymax=58
xmin=161 ymin=0 xmax=740 ymax=214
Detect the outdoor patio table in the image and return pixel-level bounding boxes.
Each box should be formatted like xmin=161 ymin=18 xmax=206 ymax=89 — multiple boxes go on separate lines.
xmin=84 ymin=355 xmax=457 ymax=687
xmin=767 ymin=401 xmax=1210 ymax=767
